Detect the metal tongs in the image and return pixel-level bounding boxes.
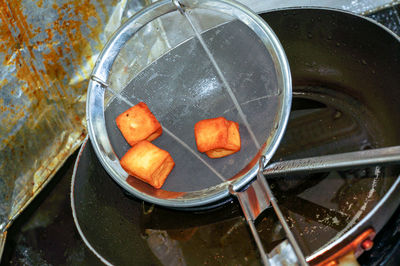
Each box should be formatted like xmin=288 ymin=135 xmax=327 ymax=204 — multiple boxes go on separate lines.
xmin=233 ymin=146 xmax=400 ymax=265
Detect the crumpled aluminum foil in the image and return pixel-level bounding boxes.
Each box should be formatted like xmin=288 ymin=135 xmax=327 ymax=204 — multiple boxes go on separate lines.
xmin=0 ymin=0 xmax=160 ymax=252
xmin=0 ymin=0 xmax=396 ymax=260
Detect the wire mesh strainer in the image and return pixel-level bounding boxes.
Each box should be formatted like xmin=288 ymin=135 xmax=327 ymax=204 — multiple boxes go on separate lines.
xmin=88 ymin=0 xmax=290 ymax=207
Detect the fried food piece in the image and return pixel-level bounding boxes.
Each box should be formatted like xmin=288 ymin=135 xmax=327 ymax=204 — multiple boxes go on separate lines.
xmin=120 ymin=140 xmax=175 ymax=189
xmin=194 ymin=117 xmax=241 ymax=158
xmin=116 ymin=102 xmax=162 ymax=146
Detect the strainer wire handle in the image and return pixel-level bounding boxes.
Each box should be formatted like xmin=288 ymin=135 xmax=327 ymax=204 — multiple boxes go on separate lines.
xmin=230 ymin=156 xmax=308 ymax=266
xmin=257 ymin=157 xmax=308 ymax=266
xmin=248 ymin=221 xmax=270 ymax=265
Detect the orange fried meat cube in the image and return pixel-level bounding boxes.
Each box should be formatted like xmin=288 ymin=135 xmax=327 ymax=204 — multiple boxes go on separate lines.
xmin=194 ymin=117 xmax=241 ymax=158
xmin=120 ymin=140 xmax=175 ymax=189
xmin=116 ymin=102 xmax=162 ymax=146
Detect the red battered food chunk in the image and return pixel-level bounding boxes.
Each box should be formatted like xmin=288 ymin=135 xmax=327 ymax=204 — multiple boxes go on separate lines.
xmin=194 ymin=117 xmax=241 ymax=158
xmin=116 ymin=102 xmax=162 ymax=146
xmin=120 ymin=140 xmax=175 ymax=189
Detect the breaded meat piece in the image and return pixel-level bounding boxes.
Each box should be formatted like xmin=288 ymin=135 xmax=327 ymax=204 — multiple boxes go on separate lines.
xmin=194 ymin=117 xmax=241 ymax=158
xmin=116 ymin=102 xmax=162 ymax=146
xmin=120 ymin=140 xmax=175 ymax=189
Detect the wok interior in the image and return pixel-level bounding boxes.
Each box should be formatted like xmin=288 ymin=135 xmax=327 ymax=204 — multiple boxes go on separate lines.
xmin=78 ymin=8 xmax=400 ymax=264
xmin=260 ymin=8 xmax=400 ymax=257
xmin=105 ymin=16 xmax=283 ymax=192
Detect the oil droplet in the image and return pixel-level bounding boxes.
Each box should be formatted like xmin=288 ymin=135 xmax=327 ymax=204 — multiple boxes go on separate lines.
xmin=336 ymin=42 xmax=341 ymax=47
xmin=327 ymin=35 xmax=332 ymax=40
xmin=333 ymin=110 xmax=342 ymax=119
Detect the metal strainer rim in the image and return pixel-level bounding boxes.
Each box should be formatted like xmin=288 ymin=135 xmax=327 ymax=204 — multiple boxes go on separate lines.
xmin=86 ymin=0 xmax=292 ymax=207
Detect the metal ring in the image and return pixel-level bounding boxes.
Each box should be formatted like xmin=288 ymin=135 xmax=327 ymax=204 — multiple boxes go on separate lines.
xmin=90 ymin=75 xmax=109 ymax=88
xmin=172 ymin=0 xmax=185 ymax=14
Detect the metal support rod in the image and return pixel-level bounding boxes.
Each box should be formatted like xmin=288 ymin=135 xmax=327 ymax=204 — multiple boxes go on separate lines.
xmin=264 ymin=145 xmax=400 ymax=177
xmin=248 ymin=220 xmax=271 ymax=266
xmin=258 ymin=157 xmax=308 ymax=266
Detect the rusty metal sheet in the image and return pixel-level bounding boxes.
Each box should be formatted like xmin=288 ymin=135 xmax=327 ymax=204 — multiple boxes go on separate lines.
xmin=0 ymin=0 xmax=157 ymax=238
